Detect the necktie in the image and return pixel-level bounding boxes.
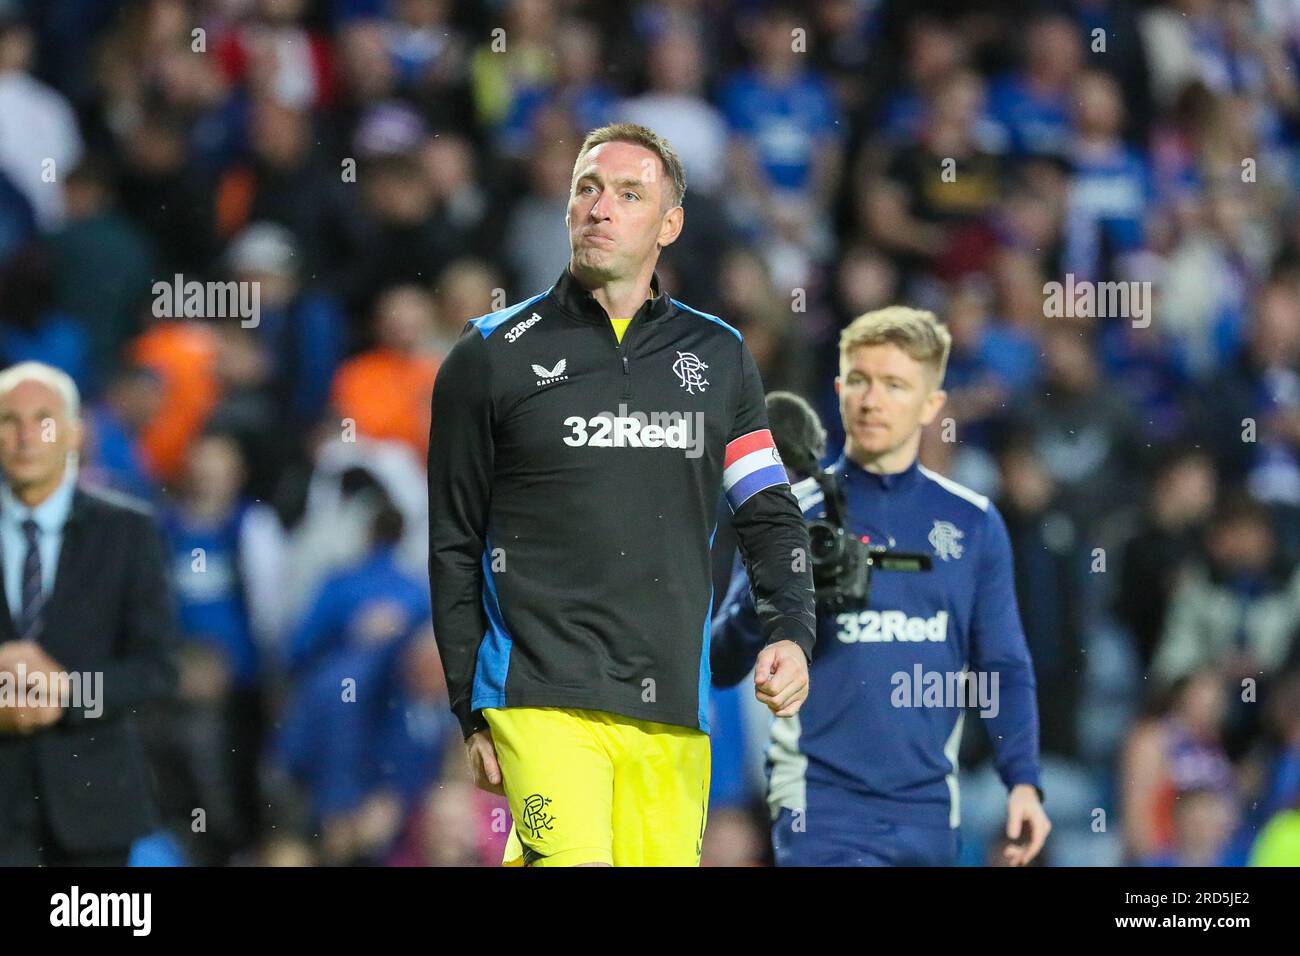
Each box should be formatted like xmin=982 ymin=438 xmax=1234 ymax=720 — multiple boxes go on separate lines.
xmin=17 ymin=517 xmax=45 ymax=642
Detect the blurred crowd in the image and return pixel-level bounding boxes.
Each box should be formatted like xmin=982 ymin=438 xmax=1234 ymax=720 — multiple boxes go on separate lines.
xmin=2 ymin=0 xmax=1300 ymax=866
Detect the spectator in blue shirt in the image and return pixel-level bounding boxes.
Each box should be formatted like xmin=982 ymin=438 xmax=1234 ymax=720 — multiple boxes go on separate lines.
xmin=719 ymin=2 xmax=843 ymax=242
xmin=160 ymin=431 xmax=285 ymax=857
xmin=274 ymin=627 xmax=455 ymax=864
xmin=227 ymin=223 xmax=347 ymax=429
xmin=877 ymin=19 xmax=1004 ymax=154
xmin=80 ymin=366 xmax=162 ymax=503
xmin=286 ymin=501 xmax=432 ymax=678
xmin=1207 ymin=279 xmax=1300 ymax=496
xmin=986 ymin=14 xmax=1081 ymax=159
xmin=1063 ymin=71 xmax=1152 ymax=281
xmin=1099 ymin=317 xmax=1192 ymax=443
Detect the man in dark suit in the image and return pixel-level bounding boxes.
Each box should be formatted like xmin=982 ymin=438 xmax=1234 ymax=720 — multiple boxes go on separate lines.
xmin=0 ymin=361 xmax=178 ymax=866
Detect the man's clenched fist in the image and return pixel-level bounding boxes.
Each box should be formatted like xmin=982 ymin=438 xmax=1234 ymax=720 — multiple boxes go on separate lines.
xmin=754 ymin=640 xmax=809 ymax=717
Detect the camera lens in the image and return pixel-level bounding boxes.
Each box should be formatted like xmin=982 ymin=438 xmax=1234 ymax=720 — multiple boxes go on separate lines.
xmin=808 ymin=522 xmax=841 ymax=564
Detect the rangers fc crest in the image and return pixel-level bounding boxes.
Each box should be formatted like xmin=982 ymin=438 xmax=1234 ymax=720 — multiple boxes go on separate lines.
xmin=673 ymin=351 xmax=709 ymax=394
xmin=928 ymin=520 xmax=964 ymax=561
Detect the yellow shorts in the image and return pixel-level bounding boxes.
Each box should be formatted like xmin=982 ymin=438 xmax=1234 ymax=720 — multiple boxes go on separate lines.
xmin=482 ymin=706 xmax=710 ymax=867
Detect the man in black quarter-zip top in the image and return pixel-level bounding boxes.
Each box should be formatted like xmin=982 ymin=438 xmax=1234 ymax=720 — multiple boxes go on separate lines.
xmin=427 ymin=123 xmax=816 ymax=867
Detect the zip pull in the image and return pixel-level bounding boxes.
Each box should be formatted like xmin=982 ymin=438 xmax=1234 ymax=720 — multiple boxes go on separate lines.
xmin=622 ymin=355 xmax=631 ymax=398
xmin=622 ymin=356 xmax=629 ymax=376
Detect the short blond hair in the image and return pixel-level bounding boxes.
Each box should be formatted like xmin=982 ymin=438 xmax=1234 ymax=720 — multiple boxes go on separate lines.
xmin=839 ymin=306 xmax=952 ymax=386
xmin=572 ymin=123 xmax=687 ymax=209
